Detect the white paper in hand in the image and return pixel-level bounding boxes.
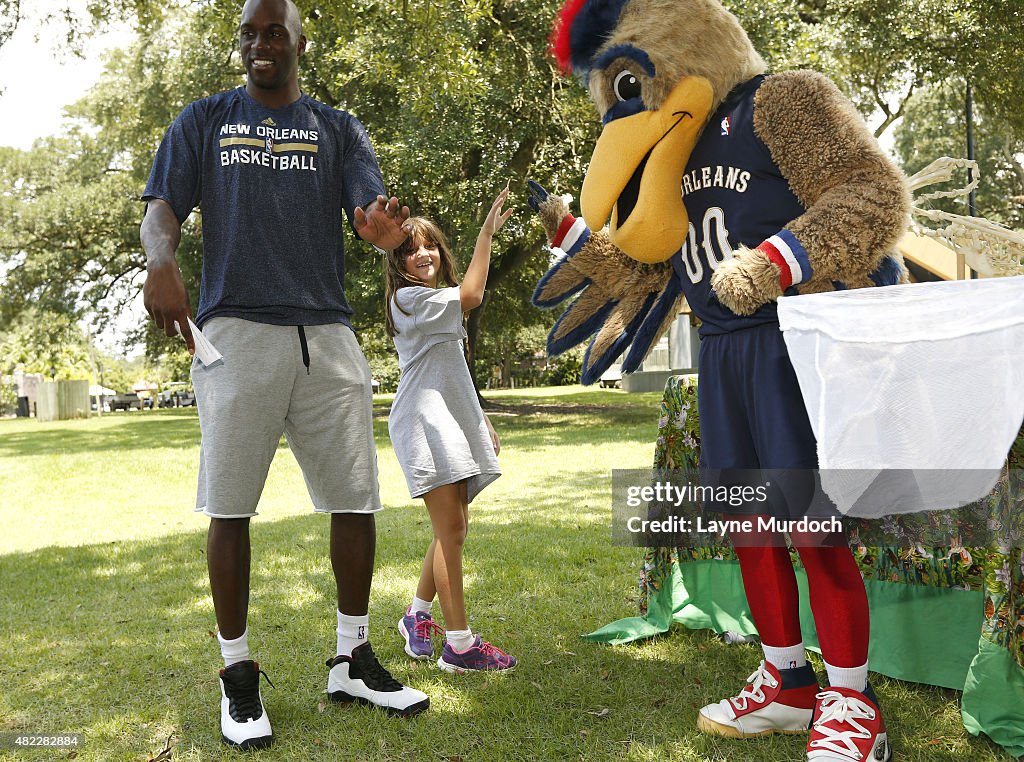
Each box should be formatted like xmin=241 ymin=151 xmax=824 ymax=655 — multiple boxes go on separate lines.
xmin=174 ymin=318 xmax=224 ymax=367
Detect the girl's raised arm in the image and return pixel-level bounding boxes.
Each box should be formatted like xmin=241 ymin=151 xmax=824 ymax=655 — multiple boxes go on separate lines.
xmin=461 ymin=185 xmax=513 ymax=311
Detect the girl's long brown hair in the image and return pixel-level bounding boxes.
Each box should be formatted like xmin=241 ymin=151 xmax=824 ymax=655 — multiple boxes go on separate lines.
xmin=384 ymin=217 xmax=461 ymax=337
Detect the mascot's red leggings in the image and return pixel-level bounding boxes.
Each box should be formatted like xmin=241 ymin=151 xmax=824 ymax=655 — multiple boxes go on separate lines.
xmin=732 ymin=534 xmax=869 ymax=668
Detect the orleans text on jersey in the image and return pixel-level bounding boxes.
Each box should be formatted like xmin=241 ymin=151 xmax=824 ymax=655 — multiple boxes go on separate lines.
xmin=218 ymin=118 xmax=319 ymax=172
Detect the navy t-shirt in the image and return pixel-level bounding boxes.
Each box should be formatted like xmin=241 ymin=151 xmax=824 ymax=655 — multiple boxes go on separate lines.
xmin=671 ymin=75 xmax=807 ymax=336
xmin=142 ymin=87 xmax=386 ymax=327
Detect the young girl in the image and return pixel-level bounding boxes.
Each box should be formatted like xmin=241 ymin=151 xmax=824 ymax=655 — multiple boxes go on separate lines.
xmin=385 ymin=186 xmax=516 ymax=673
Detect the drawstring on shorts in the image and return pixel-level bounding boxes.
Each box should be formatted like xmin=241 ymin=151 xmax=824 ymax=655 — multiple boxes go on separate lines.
xmin=297 ymin=326 xmax=310 ymax=374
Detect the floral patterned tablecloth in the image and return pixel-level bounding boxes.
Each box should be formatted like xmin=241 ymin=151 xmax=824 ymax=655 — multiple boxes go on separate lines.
xmin=592 ymin=374 xmax=1024 ymax=757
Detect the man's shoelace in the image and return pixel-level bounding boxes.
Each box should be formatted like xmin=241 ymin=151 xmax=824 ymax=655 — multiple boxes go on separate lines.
xmin=225 ymin=666 xmax=274 ymax=720
xmin=354 ymin=644 xmax=404 ymax=691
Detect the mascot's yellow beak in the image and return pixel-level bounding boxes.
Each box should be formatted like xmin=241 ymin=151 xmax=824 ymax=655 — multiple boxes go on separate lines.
xmin=581 ymin=75 xmax=714 ymax=263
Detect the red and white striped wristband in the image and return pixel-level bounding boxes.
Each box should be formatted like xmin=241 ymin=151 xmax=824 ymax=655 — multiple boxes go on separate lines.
xmin=551 ymin=215 xmax=589 ymax=254
xmin=755 ymin=230 xmax=813 ymax=291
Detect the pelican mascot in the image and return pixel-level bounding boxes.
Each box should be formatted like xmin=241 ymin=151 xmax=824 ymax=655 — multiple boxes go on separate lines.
xmin=530 ymin=1 xmax=907 ymax=759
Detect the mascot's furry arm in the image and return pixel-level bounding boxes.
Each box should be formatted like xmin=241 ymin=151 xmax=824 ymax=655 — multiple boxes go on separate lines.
xmin=713 ymin=71 xmax=910 ymax=315
xmin=529 ymin=180 xmax=684 ymax=384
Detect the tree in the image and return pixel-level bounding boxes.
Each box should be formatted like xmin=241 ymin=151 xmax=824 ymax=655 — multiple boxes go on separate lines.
xmin=0 ymin=307 xmax=93 ymax=379
xmin=784 ymin=0 xmax=1024 ymax=139
xmin=0 ymin=377 xmax=16 ymax=415
xmin=894 ymin=82 xmax=1024 ymax=230
xmin=3 ymin=0 xmax=1023 ymax=389
xmin=0 ymin=0 xmax=18 ymax=51
xmin=0 ymin=0 xmax=599 ymax=388
xmin=293 ymin=0 xmax=601 ymax=386
xmin=0 ymin=9 xmax=215 ymax=352
xmin=0 ymin=134 xmax=146 ymax=329
xmin=94 ymin=353 xmax=133 ymax=395
xmin=0 ymin=0 xmax=172 ymax=53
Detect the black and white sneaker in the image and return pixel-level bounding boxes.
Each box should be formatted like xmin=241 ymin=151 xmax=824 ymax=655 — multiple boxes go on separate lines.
xmin=326 ymin=641 xmax=429 ymax=717
xmin=218 ymin=660 xmax=274 ymax=750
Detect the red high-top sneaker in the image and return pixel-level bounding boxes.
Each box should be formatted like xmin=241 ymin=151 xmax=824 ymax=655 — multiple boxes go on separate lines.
xmin=698 ymin=660 xmax=819 ymax=738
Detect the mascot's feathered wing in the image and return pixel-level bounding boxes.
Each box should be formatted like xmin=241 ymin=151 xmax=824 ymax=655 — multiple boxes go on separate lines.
xmin=531 ymin=0 xmax=910 ymax=384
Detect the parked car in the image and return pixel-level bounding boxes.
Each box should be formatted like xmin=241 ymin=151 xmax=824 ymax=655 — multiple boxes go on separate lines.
xmin=110 ymin=392 xmax=143 ymax=411
xmin=157 ymin=382 xmax=196 ymax=408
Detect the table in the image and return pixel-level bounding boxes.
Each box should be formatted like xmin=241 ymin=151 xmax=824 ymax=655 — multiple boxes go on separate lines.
xmin=587 ymin=375 xmax=1024 ymax=758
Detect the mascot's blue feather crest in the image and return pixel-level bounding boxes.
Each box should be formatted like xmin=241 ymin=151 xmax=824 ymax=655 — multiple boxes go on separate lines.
xmin=566 ymin=0 xmax=631 ymax=74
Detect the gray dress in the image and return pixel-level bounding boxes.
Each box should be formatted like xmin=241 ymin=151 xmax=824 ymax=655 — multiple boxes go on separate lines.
xmin=388 ymin=286 xmax=501 ymax=502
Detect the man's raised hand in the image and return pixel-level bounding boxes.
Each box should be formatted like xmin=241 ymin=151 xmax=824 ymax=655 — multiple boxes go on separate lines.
xmin=354 ymin=195 xmax=411 ymax=251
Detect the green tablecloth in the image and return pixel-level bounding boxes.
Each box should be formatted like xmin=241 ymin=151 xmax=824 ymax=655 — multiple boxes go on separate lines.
xmin=587 ymin=375 xmax=1024 ymax=758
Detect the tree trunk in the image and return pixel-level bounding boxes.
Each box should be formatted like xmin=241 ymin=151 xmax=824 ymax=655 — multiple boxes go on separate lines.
xmin=464 ymin=137 xmax=539 ymax=406
xmin=501 ymin=347 xmax=513 ymax=388
xmin=466 ymin=239 xmax=534 ymax=406
xmin=465 ymin=299 xmax=485 ymax=403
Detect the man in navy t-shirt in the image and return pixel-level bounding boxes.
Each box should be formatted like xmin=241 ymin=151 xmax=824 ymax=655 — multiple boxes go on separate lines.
xmin=140 ymin=0 xmax=428 ymax=749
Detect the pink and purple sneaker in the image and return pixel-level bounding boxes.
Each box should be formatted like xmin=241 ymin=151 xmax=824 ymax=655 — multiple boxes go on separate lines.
xmin=437 ymin=636 xmax=517 ymax=673
xmin=398 ymin=609 xmax=444 ymax=660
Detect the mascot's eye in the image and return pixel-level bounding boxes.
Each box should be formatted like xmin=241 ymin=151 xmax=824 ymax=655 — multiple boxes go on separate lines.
xmin=612 ymin=70 xmax=642 ymax=101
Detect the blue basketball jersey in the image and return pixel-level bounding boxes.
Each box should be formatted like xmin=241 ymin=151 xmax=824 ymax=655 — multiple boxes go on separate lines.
xmin=671 ymin=75 xmax=806 ymax=336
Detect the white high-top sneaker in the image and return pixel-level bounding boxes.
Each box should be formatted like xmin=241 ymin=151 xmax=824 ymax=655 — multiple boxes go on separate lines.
xmin=218 ymin=660 xmax=273 ymax=750
xmin=326 ymin=641 xmax=429 ymax=717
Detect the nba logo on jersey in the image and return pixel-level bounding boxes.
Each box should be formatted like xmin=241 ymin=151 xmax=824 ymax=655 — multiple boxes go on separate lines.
xmin=720 ymin=116 xmax=731 ymax=136
xmin=265 ymin=136 xmax=274 ymax=154
xmin=358 ymin=625 xmax=366 ymax=639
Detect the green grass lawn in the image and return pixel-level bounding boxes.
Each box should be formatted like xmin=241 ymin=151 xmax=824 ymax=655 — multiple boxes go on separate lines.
xmin=0 ymin=386 xmax=1012 ymax=761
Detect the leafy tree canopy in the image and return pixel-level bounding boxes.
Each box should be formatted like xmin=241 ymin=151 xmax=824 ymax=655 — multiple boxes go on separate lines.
xmin=0 ymin=307 xmax=93 ymax=379
xmin=895 ymin=81 xmax=1024 ymax=228
xmin=1 ymin=0 xmax=1022 ymax=382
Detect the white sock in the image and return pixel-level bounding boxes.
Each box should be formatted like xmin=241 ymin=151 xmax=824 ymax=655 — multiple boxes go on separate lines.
xmin=446 ymin=628 xmax=474 ymax=652
xmin=218 ymin=629 xmax=250 ymax=668
xmin=824 ymin=660 xmax=868 ymax=692
xmin=762 ymin=642 xmax=807 ymax=671
xmin=409 ymin=596 xmax=433 ymax=615
xmin=337 ymin=611 xmax=369 ymax=657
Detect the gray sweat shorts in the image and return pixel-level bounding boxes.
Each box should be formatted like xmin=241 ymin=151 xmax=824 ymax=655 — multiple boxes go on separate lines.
xmin=191 ymin=317 xmax=382 ymax=518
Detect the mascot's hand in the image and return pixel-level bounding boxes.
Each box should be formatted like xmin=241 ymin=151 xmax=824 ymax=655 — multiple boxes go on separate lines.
xmin=710 ymin=247 xmax=784 ymax=316
xmin=527 ymin=179 xmax=575 ymax=242
xmin=528 ymin=180 xmax=683 ymax=385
